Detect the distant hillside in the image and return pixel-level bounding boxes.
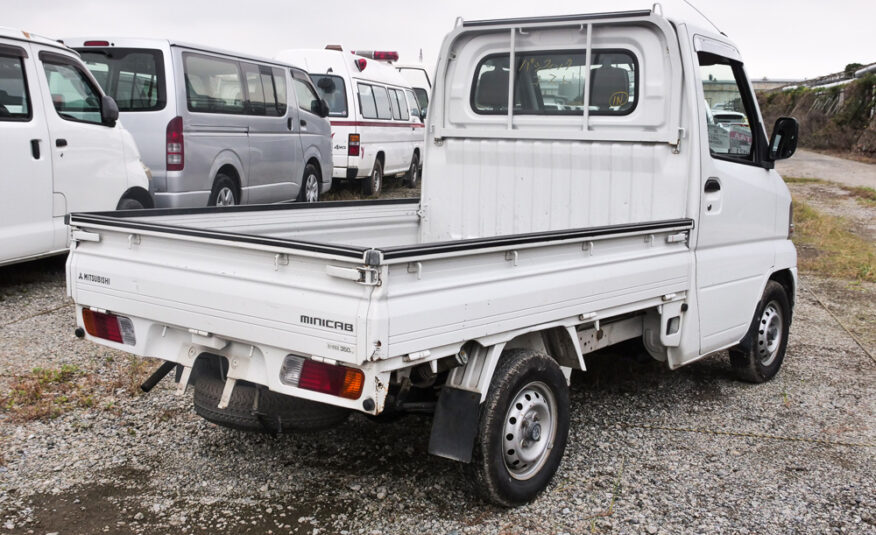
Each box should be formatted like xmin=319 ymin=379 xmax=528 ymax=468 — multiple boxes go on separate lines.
xmin=757 ymin=75 xmax=876 ymax=158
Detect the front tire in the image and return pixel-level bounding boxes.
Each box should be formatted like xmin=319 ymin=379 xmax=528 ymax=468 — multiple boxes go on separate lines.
xmin=297 ymin=163 xmax=321 ymax=202
xmin=404 ymin=152 xmax=419 ymax=188
xmin=116 ymin=197 xmax=144 ymax=210
xmin=729 ymin=280 xmax=791 ymax=383
xmin=361 ymin=159 xmax=383 ymax=197
xmin=465 ymin=349 xmax=570 ymax=507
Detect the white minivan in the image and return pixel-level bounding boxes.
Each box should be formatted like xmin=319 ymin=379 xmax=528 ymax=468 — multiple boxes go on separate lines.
xmin=63 ymin=38 xmax=333 ymax=207
xmin=276 ymin=48 xmax=425 ymax=196
xmin=0 ymin=28 xmax=151 ymax=267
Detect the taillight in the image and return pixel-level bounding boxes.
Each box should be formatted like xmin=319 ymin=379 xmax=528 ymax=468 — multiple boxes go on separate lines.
xmin=348 ymin=133 xmax=360 ymax=157
xmin=166 ymin=116 xmax=184 ymax=171
xmin=280 ymin=355 xmax=364 ymax=400
xmin=83 ymin=40 xmax=110 ymax=46
xmin=81 ymin=309 xmax=136 ymax=345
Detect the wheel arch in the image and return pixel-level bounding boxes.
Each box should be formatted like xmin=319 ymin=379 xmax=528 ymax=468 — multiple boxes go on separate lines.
xmin=117 ymin=187 xmax=154 ymax=209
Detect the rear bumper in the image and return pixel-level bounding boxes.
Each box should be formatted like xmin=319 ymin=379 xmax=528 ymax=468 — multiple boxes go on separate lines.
xmin=153 ymin=190 xmax=210 ymax=208
xmin=332 ymin=167 xmax=360 ymax=180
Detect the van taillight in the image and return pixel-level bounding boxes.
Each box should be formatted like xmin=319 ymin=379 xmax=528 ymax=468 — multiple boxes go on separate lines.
xmin=82 ymin=309 xmax=136 ymax=345
xmin=83 ymin=40 xmax=110 ymax=46
xmin=166 ymin=116 xmax=184 ymax=171
xmin=348 ymin=134 xmax=360 ymax=157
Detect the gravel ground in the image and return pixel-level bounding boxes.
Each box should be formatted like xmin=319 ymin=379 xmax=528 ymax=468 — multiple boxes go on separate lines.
xmin=1 ymin=172 xmax=874 ymax=534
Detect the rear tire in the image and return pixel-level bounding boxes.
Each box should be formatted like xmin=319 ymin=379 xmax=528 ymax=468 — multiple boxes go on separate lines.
xmin=729 ymin=280 xmax=791 ymax=383
xmin=192 ymin=358 xmax=350 ymax=433
xmin=208 ymin=174 xmax=238 ymax=206
xmin=116 ymin=197 xmax=144 ymax=210
xmin=297 ymin=163 xmax=321 ymax=202
xmin=465 ymin=349 xmax=569 ymax=507
xmin=404 ymin=152 xmax=419 ymax=189
xmin=361 ymin=159 xmax=383 ymax=197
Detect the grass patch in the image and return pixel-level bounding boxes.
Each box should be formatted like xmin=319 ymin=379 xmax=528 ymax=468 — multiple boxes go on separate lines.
xmin=792 ymin=198 xmax=874 ymax=282
xmin=783 ymin=176 xmax=826 ymax=184
xmin=0 ymin=357 xmax=157 ymax=422
xmin=845 ymin=186 xmax=876 ymax=206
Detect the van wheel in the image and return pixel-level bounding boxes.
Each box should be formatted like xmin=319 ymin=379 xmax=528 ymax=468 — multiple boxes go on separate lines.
xmin=729 ymin=280 xmax=791 ymax=383
xmin=116 ymin=197 xmax=144 ymax=210
xmin=192 ymin=358 xmax=350 ymax=433
xmin=465 ymin=349 xmax=570 ymax=507
xmin=404 ymin=152 xmax=420 ymax=188
xmin=209 ymin=174 xmax=238 ymax=206
xmin=362 ymin=160 xmax=383 ymax=197
xmin=297 ymin=163 xmax=321 ymax=202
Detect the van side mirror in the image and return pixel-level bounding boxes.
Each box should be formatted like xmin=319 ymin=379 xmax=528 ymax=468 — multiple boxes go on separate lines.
xmin=767 ymin=117 xmax=798 ymax=161
xmin=101 ymin=95 xmax=119 ymax=126
xmin=312 ymin=99 xmax=330 ymax=118
xmin=419 ymin=107 xmax=427 ymax=122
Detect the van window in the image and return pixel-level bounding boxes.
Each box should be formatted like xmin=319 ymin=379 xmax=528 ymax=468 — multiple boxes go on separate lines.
xmin=312 ymin=75 xmax=347 ymax=117
xmin=471 ymin=49 xmax=637 ymax=116
xmin=241 ymin=63 xmax=267 ymax=115
xmin=42 ymin=58 xmax=103 ymax=124
xmin=388 ymin=88 xmax=401 ymax=120
xmin=412 ymin=88 xmax=428 ymax=111
xmin=372 ymin=85 xmax=393 ymax=120
xmin=272 ymin=67 xmax=287 ymax=116
xmin=0 ymin=55 xmax=31 ymax=121
xmin=292 ymin=77 xmax=320 ymax=115
xmin=404 ymin=89 xmax=420 ymax=120
xmin=79 ymin=48 xmax=165 ymax=112
xmin=184 ymin=53 xmax=245 ymax=114
xmin=358 ymin=83 xmax=378 ymax=119
xmin=391 ymin=89 xmax=409 ymax=120
xmin=699 ymin=52 xmax=754 ymax=161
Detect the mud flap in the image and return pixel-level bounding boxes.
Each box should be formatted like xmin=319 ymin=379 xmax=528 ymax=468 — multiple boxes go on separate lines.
xmin=428 ymin=386 xmax=481 ymax=463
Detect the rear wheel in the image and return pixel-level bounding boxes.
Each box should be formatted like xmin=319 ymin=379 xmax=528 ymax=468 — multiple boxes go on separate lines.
xmin=116 ymin=197 xmax=144 ymax=210
xmin=729 ymin=280 xmax=791 ymax=383
xmin=465 ymin=349 xmax=570 ymax=507
xmin=209 ymin=174 xmax=238 ymax=206
xmin=297 ymin=163 xmax=321 ymax=202
xmin=404 ymin=152 xmax=419 ymax=188
xmin=361 ymin=159 xmax=383 ymax=197
xmin=192 ymin=358 xmax=350 ymax=433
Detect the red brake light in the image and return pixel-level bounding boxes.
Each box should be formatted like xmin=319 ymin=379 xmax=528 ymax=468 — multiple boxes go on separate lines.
xmin=348 ymin=133 xmax=360 ymax=157
xmin=298 ymin=360 xmax=364 ymax=400
xmin=82 ymin=309 xmax=136 ymax=345
xmin=372 ymin=51 xmax=399 ymax=62
xmin=166 ymin=116 xmax=184 ymax=171
xmin=355 ymin=58 xmax=367 ymax=72
xmin=83 ymin=40 xmax=110 ymax=47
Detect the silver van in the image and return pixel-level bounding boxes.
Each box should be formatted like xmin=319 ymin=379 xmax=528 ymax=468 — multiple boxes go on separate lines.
xmin=63 ymin=38 xmax=332 ymax=206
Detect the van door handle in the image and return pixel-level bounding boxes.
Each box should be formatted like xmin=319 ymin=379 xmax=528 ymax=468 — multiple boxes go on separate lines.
xmin=55 ymin=138 xmax=67 ymax=148
xmin=704 ymin=178 xmax=721 ymax=193
xmin=31 ymin=139 xmax=41 ymax=159
xmin=287 ymin=118 xmax=293 ymax=131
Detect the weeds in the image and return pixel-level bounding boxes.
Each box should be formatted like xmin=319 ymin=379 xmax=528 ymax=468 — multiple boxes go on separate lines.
xmin=792 ymin=198 xmax=875 ymax=282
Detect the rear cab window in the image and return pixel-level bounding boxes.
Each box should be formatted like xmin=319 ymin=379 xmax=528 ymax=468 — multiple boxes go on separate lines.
xmin=471 ymin=49 xmax=637 ymax=116
xmin=312 ymin=74 xmax=347 ymax=117
xmin=79 ymin=48 xmax=165 ymax=111
xmin=0 ymin=45 xmax=31 ymax=121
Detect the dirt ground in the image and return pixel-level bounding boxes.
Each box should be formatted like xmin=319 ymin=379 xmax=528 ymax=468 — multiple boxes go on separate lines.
xmin=777 ymin=149 xmax=876 ymax=189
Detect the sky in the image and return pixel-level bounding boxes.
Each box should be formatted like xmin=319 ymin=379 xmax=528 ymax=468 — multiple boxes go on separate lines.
xmin=4 ymin=0 xmax=875 ymax=80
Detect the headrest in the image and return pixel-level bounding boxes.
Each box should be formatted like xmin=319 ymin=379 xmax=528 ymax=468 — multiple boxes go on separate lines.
xmin=590 ymin=66 xmax=630 ymax=110
xmin=475 ymin=68 xmax=509 ymax=110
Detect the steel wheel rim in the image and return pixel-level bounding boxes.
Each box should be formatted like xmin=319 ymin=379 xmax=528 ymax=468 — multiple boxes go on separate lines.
xmin=305 ymin=173 xmax=319 ymax=202
xmin=372 ymin=168 xmax=381 ymax=192
xmin=502 ymin=381 xmax=557 ymax=480
xmin=758 ymin=300 xmax=783 ymax=366
xmin=216 ymin=187 xmax=235 ymax=206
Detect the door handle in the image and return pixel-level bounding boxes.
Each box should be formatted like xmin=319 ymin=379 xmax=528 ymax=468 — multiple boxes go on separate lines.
xmin=31 ymin=139 xmax=40 ymax=159
xmin=287 ymin=118 xmax=293 ymax=131
xmin=704 ymin=178 xmax=721 ymax=193
xmin=55 ymin=138 xmax=67 ymax=148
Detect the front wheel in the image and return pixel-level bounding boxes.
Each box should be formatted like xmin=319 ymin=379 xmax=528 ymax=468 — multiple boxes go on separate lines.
xmin=116 ymin=197 xmax=144 ymax=210
xmin=729 ymin=280 xmax=791 ymax=383
xmin=465 ymin=349 xmax=570 ymax=507
xmin=404 ymin=152 xmax=419 ymax=188
xmin=297 ymin=163 xmax=321 ymax=202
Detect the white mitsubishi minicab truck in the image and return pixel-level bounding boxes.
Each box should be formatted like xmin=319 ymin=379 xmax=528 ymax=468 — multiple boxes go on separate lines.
xmin=65 ymin=9 xmax=799 ymax=506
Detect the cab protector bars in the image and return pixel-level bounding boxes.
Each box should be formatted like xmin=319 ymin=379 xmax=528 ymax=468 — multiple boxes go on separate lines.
xmin=69 ymin=205 xmax=693 ymax=266
xmin=462 ymin=10 xmax=654 ymax=27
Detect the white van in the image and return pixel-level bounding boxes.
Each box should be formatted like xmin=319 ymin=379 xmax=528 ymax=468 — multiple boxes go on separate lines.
xmin=276 ymin=48 xmax=424 ymax=195
xmin=63 ymin=38 xmax=333 ymax=207
xmin=0 ymin=27 xmax=151 ymax=267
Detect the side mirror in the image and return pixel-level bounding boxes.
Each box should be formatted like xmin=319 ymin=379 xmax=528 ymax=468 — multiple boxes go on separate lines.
xmin=101 ymin=95 xmax=119 ymax=126
xmin=312 ymin=99 xmax=329 ymax=118
xmin=418 ymin=107 xmax=427 ymax=122
xmin=767 ymin=117 xmax=798 ymax=161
